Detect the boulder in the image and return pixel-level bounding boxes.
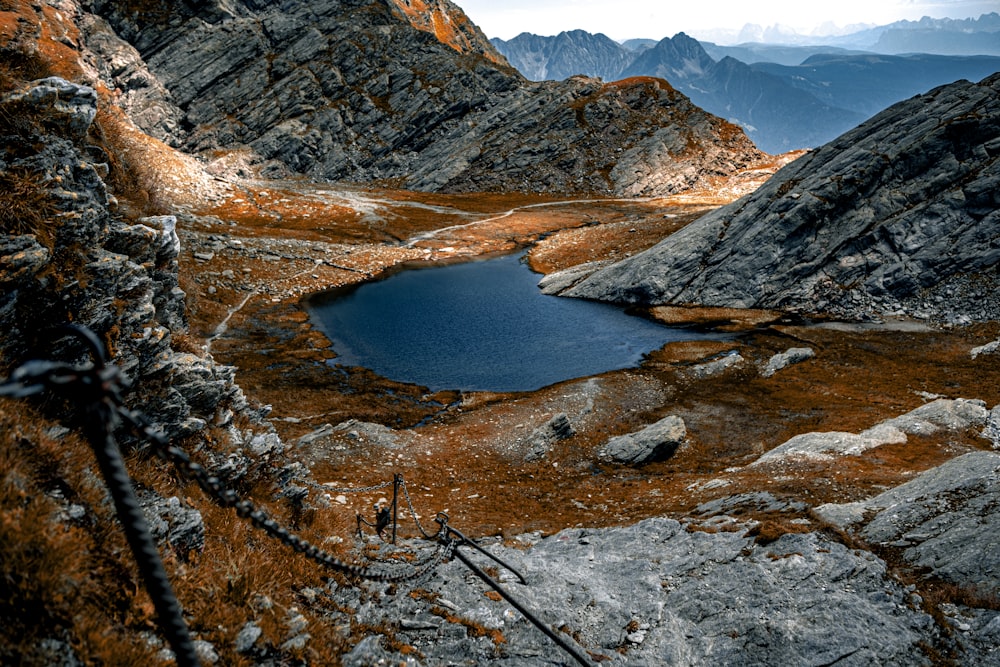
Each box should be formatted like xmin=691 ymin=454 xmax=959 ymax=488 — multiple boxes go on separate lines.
xmin=760 ymin=347 xmax=815 ymax=377
xmin=523 ymin=413 xmax=575 ymax=461
xmin=689 ymin=351 xmax=745 ymax=378
xmin=971 ymin=339 xmax=1000 ymax=359
xmin=599 ymin=415 xmax=686 ymax=465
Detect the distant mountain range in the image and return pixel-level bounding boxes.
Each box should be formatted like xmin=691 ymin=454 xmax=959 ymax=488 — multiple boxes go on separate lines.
xmin=493 ymin=21 xmax=1000 ymax=153
xmin=693 ymin=13 xmax=1000 ymax=55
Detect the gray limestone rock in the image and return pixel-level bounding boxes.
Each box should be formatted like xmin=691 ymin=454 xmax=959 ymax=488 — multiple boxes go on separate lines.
xmin=536 ymin=260 xmax=606 ymax=295
xmin=816 ymin=451 xmax=1000 ymax=594
xmin=694 ymin=491 xmax=809 ymax=516
xmin=349 ymin=518 xmax=937 ymax=665
xmin=233 ymin=621 xmax=262 ymax=654
xmin=971 ymin=339 xmax=1000 ymax=359
xmin=138 ymin=492 xmax=205 ymax=559
xmin=4 ymin=77 xmax=98 ymax=137
xmin=82 ymin=0 xmax=763 ymax=196
xmin=760 ymin=346 xmax=815 ymax=377
xmin=523 ymin=412 xmax=575 ymax=461
xmin=754 ymin=398 xmax=986 ymax=465
xmin=879 ymin=397 xmax=988 ymax=436
xmin=599 ymin=414 xmax=686 ymax=465
xmin=984 ymin=405 xmax=1000 ymax=449
xmin=562 ymin=73 xmax=1000 ymax=322
xmin=689 ymin=351 xmax=745 ymax=378
xmin=334 ymin=419 xmax=410 ymax=450
xmin=295 ymin=423 xmax=335 ymax=447
xmin=753 ymin=428 xmax=907 ymax=465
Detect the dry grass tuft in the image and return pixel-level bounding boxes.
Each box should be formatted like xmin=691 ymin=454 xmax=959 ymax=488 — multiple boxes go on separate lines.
xmin=746 ymin=518 xmax=813 ymax=546
xmin=90 ymin=98 xmax=170 ymax=217
xmin=431 ymin=605 xmax=507 ymax=645
xmin=0 ymin=400 xmax=159 ymax=664
xmin=0 ymin=167 xmax=58 ymax=246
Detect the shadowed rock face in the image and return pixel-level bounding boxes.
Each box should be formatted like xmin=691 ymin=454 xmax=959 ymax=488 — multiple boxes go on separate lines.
xmin=559 ymin=73 xmax=1000 ymax=321
xmin=81 ymin=0 xmax=763 ymax=195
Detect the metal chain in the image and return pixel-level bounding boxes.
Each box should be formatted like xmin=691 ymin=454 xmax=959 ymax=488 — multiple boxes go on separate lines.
xmin=0 ymin=326 xmax=202 ymax=667
xmin=119 ymin=407 xmax=444 ymax=584
xmin=399 ymin=476 xmax=445 ymax=539
xmin=0 ymin=326 xmax=596 ymax=665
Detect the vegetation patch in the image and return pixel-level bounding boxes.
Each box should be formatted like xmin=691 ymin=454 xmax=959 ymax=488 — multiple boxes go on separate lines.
xmin=0 ymin=167 xmax=58 ymax=246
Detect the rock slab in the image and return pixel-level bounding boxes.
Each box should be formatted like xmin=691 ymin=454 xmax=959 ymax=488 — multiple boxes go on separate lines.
xmin=560 ymin=73 xmax=1000 ymax=322
xmin=599 ymin=414 xmax=686 ymax=464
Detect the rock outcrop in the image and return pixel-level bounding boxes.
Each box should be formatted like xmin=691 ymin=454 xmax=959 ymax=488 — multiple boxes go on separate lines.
xmin=0 ymin=73 xmax=271 ymax=452
xmin=754 ymin=398 xmax=990 ymax=465
xmin=345 ymin=517 xmax=953 ymax=665
xmin=555 ymin=73 xmax=1000 ymax=322
xmin=80 ymin=0 xmax=764 ymax=195
xmin=598 ymin=414 xmax=686 ymax=465
xmin=817 ymin=451 xmax=1000 ymax=594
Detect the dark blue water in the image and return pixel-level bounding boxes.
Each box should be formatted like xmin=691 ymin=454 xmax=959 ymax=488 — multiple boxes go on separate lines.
xmin=307 ymin=252 xmax=718 ymax=392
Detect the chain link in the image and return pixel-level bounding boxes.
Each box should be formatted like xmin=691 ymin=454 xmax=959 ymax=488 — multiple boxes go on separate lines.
xmin=0 ymin=325 xmax=597 ymax=664
xmin=399 ymin=476 xmax=445 ymax=540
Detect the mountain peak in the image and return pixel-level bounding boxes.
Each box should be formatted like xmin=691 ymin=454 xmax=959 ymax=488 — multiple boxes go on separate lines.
xmin=388 ymin=0 xmax=507 ymax=65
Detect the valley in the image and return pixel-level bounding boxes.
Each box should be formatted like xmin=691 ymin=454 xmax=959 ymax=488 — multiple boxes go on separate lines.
xmin=2 ymin=1 xmax=999 ymax=663
xmin=183 ymin=175 xmax=1000 ymax=543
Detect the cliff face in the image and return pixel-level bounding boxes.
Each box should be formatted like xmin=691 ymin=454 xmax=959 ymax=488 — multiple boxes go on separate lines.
xmin=0 ymin=72 xmax=273 ymax=454
xmin=554 ymin=73 xmax=1000 ymax=323
xmin=79 ymin=0 xmax=764 ymax=195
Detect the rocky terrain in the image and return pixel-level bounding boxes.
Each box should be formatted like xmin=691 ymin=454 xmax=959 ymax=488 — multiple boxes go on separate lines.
xmin=494 ymin=30 xmax=1000 ymax=154
xmin=553 ymin=72 xmax=1000 ymax=324
xmin=1 ymin=1 xmax=1000 ymax=666
xmin=80 ymin=0 xmax=764 ymax=196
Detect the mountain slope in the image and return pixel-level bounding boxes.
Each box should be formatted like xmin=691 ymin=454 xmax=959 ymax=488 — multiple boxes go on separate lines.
xmin=491 ymin=30 xmax=633 ymax=81
xmin=753 ymin=53 xmax=1000 ymax=117
xmin=620 ymin=34 xmax=865 ymax=153
xmin=554 ymin=73 xmax=1000 ymax=323
xmin=871 ymin=13 xmax=1000 ymax=55
xmin=81 ymin=0 xmax=763 ymax=196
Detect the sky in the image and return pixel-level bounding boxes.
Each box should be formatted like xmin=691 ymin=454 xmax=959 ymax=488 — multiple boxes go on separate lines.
xmin=451 ymin=0 xmax=1000 ymax=42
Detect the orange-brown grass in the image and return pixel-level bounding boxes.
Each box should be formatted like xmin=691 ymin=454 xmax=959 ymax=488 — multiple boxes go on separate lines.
xmin=746 ymin=518 xmax=813 ymax=546
xmin=0 ymin=1 xmax=82 ymax=87
xmin=431 ymin=605 xmax=507 ymax=645
xmin=0 ymin=399 xmax=158 ymax=665
xmin=90 ymin=92 xmax=171 ymax=217
xmin=389 ymin=0 xmax=507 ymax=66
xmin=0 ymin=392 xmax=411 ymax=664
xmin=0 ymin=167 xmax=58 ymax=246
